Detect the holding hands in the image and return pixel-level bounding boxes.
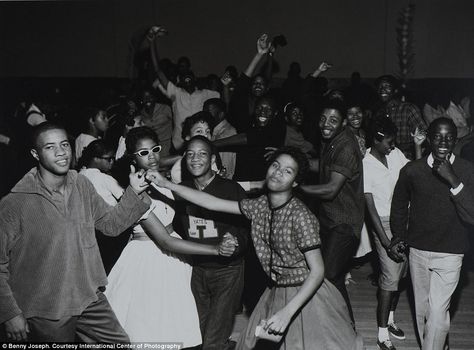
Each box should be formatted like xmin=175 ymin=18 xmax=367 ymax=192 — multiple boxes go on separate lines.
xmin=387 ymin=237 xmax=408 ymax=263
xmin=218 ymin=232 xmax=239 ymax=257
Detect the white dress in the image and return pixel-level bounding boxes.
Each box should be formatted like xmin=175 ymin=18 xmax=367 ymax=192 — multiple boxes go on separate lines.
xmin=105 ymin=187 xmax=202 ymax=346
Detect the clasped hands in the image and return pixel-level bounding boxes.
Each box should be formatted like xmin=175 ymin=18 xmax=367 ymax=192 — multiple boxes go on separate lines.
xmin=386 ymin=237 xmax=408 ymax=263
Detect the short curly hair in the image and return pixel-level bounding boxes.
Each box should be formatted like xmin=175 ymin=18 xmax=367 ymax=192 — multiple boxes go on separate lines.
xmin=125 ymin=126 xmax=160 ymax=155
xmin=267 ymin=146 xmax=309 ymax=184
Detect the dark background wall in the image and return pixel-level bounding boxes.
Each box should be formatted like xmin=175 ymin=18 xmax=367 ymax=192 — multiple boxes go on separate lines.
xmin=1 ymin=0 xmax=473 ymax=79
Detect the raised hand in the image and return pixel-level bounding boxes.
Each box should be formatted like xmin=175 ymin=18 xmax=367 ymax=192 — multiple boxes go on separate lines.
xmin=411 ymin=127 xmax=426 ymax=146
xmin=264 ymin=147 xmax=278 ymax=161
xmin=147 ymin=25 xmax=168 ymax=41
xmin=317 ymin=61 xmax=332 ymax=72
xmin=221 ymin=71 xmax=233 ymax=86
xmin=257 ymin=34 xmax=270 ymax=55
xmin=129 ymin=165 xmax=149 ymax=194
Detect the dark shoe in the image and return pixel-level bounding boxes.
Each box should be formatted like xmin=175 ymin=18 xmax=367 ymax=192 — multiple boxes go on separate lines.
xmin=388 ymin=322 xmax=405 ymax=340
xmin=377 ymin=339 xmax=396 ymax=350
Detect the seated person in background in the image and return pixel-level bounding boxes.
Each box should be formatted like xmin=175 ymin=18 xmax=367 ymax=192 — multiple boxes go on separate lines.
xmin=203 ymin=97 xmax=237 ymax=179
xmin=75 ymin=108 xmax=110 ymax=161
xmin=149 ymin=28 xmax=220 ymax=151
xmin=215 ymin=94 xmax=286 ymax=182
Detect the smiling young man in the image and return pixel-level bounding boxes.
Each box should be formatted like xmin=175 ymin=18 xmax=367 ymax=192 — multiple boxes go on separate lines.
xmin=300 ymin=102 xmax=365 ymax=324
xmin=173 ymin=135 xmax=248 ymax=350
xmin=389 ymin=118 xmax=474 ymax=350
xmin=374 ymin=75 xmax=426 ymax=160
xmin=0 ymin=122 xmax=151 ymax=342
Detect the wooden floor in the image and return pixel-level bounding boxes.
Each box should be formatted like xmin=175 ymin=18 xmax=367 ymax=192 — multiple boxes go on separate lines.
xmin=231 ymin=262 xmax=474 ymax=349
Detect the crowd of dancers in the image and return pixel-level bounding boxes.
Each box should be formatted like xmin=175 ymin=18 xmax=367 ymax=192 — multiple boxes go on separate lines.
xmin=0 ymin=28 xmax=473 ymax=350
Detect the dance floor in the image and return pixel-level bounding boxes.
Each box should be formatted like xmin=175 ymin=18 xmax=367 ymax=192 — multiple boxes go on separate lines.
xmin=231 ymin=261 xmax=474 ymax=349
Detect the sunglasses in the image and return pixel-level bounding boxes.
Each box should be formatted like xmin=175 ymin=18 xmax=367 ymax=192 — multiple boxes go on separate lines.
xmin=134 ymin=145 xmax=162 ymax=157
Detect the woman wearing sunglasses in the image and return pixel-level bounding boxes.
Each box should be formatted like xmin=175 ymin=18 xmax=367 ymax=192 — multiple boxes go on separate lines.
xmin=105 ymin=126 xmax=232 ymax=346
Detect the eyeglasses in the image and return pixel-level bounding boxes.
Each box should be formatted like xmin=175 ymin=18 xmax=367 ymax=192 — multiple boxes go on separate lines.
xmin=134 ymin=145 xmax=162 ymax=157
xmin=98 ymin=156 xmax=115 ymax=162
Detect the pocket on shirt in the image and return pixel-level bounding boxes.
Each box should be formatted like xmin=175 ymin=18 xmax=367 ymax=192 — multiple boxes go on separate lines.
xmin=79 ymin=223 xmax=97 ymax=248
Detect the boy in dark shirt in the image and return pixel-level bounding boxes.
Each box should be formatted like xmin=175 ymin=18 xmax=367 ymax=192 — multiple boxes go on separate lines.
xmin=301 ymin=101 xmax=365 ymax=323
xmin=174 ymin=136 xmax=248 ymax=350
xmin=389 ymin=118 xmax=474 ymax=350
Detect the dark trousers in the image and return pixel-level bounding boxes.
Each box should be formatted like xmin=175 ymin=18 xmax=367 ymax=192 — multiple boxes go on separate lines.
xmin=2 ymin=291 xmax=129 ymax=342
xmin=321 ymin=224 xmax=359 ymax=323
xmin=191 ymin=264 xmax=244 ymax=350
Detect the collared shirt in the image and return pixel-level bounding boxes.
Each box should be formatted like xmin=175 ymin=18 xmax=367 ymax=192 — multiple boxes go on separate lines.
xmin=363 ymin=147 xmax=409 ymax=217
xmin=319 ymin=128 xmax=365 ymax=235
xmin=166 ymin=81 xmax=220 ymax=150
xmin=239 ymin=195 xmax=320 ymax=286
xmin=426 ymin=153 xmax=464 ymax=195
xmin=375 ymin=100 xmax=426 ymax=159
xmin=0 ymin=169 xmax=149 ymax=323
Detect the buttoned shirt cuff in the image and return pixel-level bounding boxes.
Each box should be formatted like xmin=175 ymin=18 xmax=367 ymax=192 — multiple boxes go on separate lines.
xmin=450 ymin=182 xmax=464 ymax=196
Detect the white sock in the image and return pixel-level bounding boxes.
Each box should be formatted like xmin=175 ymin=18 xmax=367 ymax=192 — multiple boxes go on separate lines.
xmin=378 ymin=327 xmax=390 ymax=341
xmin=388 ymin=311 xmax=395 ymax=324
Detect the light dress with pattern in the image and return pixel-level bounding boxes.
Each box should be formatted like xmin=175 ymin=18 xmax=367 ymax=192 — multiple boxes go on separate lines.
xmin=105 ymin=187 xmax=201 ymax=346
xmin=236 ymin=195 xmax=363 ymax=350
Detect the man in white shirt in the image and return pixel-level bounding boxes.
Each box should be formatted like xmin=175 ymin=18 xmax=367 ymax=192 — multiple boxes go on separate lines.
xmin=149 ymin=29 xmax=219 ymax=151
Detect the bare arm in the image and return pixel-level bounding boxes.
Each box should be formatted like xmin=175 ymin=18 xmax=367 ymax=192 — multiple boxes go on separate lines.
xmin=243 ymin=34 xmax=270 ymax=78
xmin=265 ymin=249 xmax=324 ymax=334
xmin=300 ymin=171 xmax=346 ymax=200
xmin=146 ymin=171 xmax=241 ymax=215
xmin=140 ymin=212 xmax=218 ymax=255
xmin=149 ymin=29 xmax=169 ymax=89
xmin=364 ymin=193 xmax=391 ymax=248
xmin=213 ymin=133 xmax=248 ymax=148
xmin=310 ymin=61 xmax=332 ymax=78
